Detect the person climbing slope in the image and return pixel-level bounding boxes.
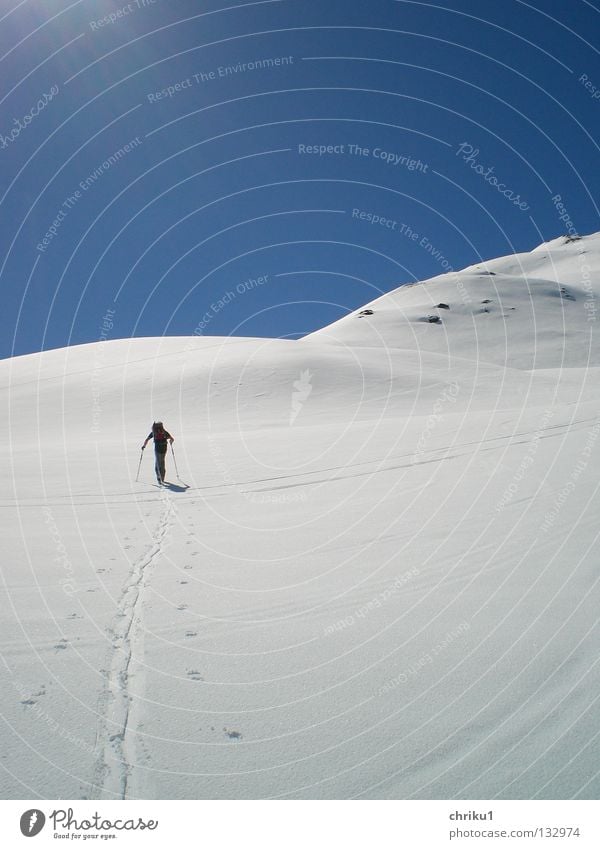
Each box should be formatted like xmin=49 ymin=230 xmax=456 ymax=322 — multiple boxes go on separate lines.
xmin=142 ymin=421 xmax=174 ymax=484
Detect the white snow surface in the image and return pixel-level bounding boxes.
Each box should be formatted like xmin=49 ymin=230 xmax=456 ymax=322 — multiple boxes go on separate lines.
xmin=2 ymin=232 xmax=600 ymax=800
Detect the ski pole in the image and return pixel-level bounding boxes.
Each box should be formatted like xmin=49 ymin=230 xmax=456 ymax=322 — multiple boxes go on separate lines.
xmin=171 ymin=443 xmax=180 ymax=479
xmin=135 ymin=448 xmax=144 ymax=482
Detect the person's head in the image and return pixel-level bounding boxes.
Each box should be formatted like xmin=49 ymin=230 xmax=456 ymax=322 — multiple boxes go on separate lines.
xmin=153 ymin=421 xmax=164 ymax=433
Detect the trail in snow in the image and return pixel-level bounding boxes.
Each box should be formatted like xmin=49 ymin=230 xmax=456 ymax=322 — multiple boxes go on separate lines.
xmin=3 ymin=232 xmax=600 ymax=799
xmin=3 ymin=415 xmax=595 ymax=510
xmin=94 ymin=489 xmax=174 ymax=799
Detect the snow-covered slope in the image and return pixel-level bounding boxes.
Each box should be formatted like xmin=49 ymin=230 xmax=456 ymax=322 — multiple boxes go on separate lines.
xmin=308 ymin=232 xmax=600 ymax=370
xmin=1 ymin=233 xmax=600 ymax=800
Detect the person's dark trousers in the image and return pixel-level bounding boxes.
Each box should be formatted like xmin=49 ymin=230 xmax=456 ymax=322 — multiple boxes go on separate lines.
xmin=155 ymin=446 xmax=167 ymax=481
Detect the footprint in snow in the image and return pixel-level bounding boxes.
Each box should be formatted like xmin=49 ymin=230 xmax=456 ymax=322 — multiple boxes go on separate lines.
xmin=177 ymin=604 xmax=188 ymax=611
xmin=224 ymin=728 xmax=242 ymax=740
xmin=187 ymin=670 xmax=203 ymax=681
xmin=54 ymin=639 xmax=68 ymax=651
xmin=185 ymin=630 xmax=197 ymax=638
xmin=179 ymin=580 xmax=188 ymax=585
xmin=20 ymin=698 xmax=36 ymax=706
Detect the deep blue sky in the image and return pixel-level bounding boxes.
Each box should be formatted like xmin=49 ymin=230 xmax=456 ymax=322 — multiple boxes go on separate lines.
xmin=1 ymin=0 xmax=599 ymax=358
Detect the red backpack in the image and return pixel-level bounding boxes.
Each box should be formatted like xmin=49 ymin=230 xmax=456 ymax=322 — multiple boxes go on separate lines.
xmin=152 ymin=423 xmax=167 ymax=443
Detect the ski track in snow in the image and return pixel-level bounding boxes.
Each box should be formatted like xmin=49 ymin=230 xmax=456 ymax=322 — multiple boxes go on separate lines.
xmin=94 ymin=488 xmax=174 ymax=799
xmin=1 ymin=415 xmax=595 ymax=511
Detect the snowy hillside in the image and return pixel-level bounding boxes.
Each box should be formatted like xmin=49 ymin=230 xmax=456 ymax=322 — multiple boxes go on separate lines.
xmin=2 ymin=232 xmax=600 ymax=800
xmin=309 ymin=232 xmax=600 ymax=370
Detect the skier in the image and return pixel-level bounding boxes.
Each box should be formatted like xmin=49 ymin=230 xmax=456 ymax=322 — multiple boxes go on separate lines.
xmin=142 ymin=422 xmax=174 ymax=484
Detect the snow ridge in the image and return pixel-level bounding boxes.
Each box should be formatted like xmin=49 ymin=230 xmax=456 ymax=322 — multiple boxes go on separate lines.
xmin=94 ymin=490 xmax=174 ymax=799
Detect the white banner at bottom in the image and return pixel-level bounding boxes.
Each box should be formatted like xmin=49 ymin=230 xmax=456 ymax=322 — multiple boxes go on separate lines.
xmin=0 ymin=800 xmax=597 ymax=848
